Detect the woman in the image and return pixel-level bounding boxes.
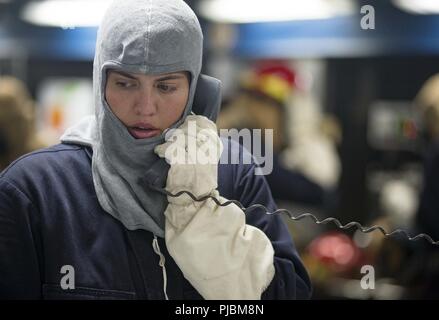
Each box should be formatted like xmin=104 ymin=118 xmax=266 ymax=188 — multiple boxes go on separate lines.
xmin=0 ymin=0 xmax=311 ymax=299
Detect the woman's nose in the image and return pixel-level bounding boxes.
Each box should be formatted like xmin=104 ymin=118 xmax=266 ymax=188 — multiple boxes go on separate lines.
xmin=134 ymin=88 xmax=158 ymax=116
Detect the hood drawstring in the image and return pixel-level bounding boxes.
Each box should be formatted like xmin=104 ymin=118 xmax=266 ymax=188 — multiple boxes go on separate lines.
xmin=152 ymin=235 xmax=169 ymax=300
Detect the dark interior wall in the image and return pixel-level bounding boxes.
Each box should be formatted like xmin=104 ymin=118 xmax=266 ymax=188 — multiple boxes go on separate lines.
xmin=326 ymin=56 xmax=439 ymax=224
xmin=25 ymin=59 xmax=93 ymax=98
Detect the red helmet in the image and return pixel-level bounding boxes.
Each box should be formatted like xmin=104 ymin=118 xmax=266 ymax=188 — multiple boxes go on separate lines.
xmin=242 ymin=61 xmax=296 ymax=104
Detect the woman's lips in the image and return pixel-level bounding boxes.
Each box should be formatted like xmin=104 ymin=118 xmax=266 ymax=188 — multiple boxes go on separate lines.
xmin=128 ymin=126 xmax=161 ymax=139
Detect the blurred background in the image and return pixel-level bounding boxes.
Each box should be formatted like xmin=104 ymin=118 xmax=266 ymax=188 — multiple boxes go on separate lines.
xmin=2 ymin=0 xmax=439 ymax=299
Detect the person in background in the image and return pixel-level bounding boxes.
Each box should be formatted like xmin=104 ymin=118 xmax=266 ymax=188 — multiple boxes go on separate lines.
xmin=0 ymin=76 xmax=45 ymax=171
xmin=217 ymin=62 xmax=340 ymax=207
xmin=402 ymin=73 xmax=439 ymax=298
xmin=414 ymin=74 xmax=439 ymax=242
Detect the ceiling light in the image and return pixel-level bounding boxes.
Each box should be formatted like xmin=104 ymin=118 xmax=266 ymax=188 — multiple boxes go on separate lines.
xmin=21 ymin=0 xmax=111 ymax=28
xmin=392 ymin=0 xmax=439 ymax=15
xmin=198 ymin=0 xmax=356 ymax=24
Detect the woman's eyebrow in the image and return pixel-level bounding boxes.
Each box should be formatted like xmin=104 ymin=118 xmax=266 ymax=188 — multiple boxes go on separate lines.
xmin=156 ymin=74 xmax=185 ymax=81
xmin=110 ymin=71 xmax=185 ymax=81
xmin=112 ymin=71 xmax=138 ymax=80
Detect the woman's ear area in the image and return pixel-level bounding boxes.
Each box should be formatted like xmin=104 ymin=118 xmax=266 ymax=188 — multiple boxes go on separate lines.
xmin=104 ymin=69 xmax=111 ymax=102
xmin=104 ymin=69 xmax=113 ymax=88
xmin=185 ymin=71 xmax=191 ymax=85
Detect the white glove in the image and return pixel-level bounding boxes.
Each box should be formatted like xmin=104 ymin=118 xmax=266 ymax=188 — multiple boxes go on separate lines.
xmin=155 ymin=115 xmax=222 ymax=206
xmin=154 ymin=115 xmax=275 ymax=300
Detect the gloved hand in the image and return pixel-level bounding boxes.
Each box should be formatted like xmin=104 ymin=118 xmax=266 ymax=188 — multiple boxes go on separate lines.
xmin=154 ymin=114 xmax=275 ymax=300
xmin=155 ymin=115 xmax=223 ymax=205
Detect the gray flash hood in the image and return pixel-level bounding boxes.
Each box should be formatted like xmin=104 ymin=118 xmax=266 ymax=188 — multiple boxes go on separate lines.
xmin=61 ymin=0 xmax=222 ymax=237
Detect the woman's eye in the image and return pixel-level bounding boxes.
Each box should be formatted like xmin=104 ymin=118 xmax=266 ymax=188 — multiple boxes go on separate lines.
xmin=116 ymin=81 xmax=136 ymax=88
xmin=157 ymin=83 xmax=177 ymax=93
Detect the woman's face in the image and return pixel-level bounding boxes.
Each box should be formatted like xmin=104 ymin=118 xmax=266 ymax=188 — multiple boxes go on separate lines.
xmin=105 ymin=70 xmax=190 ymax=139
